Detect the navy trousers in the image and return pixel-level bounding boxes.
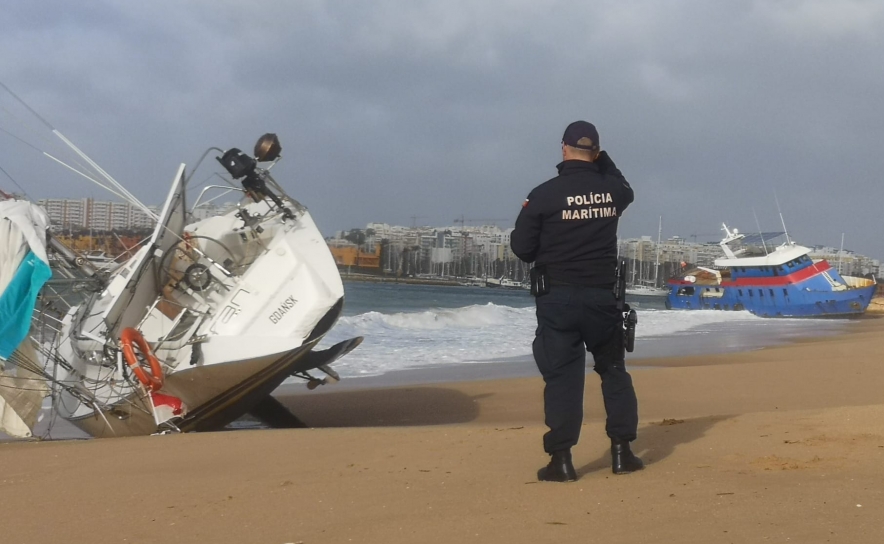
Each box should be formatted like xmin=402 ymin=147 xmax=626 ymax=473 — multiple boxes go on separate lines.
xmin=532 ymin=285 xmax=639 ymax=453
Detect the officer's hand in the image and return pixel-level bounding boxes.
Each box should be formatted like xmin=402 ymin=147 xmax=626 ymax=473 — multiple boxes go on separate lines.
xmin=596 ymin=150 xmax=616 ymax=172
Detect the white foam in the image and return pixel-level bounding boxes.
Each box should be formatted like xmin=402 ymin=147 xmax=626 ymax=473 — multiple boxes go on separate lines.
xmin=318 ymin=303 xmax=767 ymax=378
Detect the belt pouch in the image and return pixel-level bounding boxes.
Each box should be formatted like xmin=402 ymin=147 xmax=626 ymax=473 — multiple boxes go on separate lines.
xmin=530 ymin=265 xmax=550 ymax=297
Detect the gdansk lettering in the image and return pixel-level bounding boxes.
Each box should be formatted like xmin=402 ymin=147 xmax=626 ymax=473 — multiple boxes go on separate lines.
xmin=269 ymin=295 xmax=298 ymax=324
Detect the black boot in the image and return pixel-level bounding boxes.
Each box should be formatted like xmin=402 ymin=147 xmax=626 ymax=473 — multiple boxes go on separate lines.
xmin=537 ymin=449 xmax=577 ymax=482
xmin=611 ymin=439 xmax=644 ymax=474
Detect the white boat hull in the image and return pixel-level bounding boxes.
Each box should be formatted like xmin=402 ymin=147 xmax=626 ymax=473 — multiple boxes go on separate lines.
xmin=43 ymin=162 xmax=352 ymax=437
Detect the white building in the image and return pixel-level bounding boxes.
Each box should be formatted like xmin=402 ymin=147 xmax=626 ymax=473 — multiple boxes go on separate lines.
xmin=37 ymin=198 xmax=158 ymax=232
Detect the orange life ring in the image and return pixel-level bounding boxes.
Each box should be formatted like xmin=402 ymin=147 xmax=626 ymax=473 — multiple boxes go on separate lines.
xmin=120 ymin=327 xmax=164 ymax=391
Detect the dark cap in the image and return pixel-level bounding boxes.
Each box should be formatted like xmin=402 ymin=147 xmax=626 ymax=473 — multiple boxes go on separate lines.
xmin=562 ymin=121 xmax=600 ymax=151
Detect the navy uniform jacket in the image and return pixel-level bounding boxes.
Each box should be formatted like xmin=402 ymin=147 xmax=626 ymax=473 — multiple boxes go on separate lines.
xmin=511 ymin=152 xmax=634 ymax=288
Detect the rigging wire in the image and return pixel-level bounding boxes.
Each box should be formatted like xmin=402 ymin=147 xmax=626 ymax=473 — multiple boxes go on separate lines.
xmin=41 ymin=153 xmax=133 ymax=202
xmin=0 ymin=80 xmax=155 ymax=217
xmin=0 ymin=81 xmax=55 ymax=131
xmin=0 ymin=163 xmax=33 ymax=200
xmin=0 ymin=120 xmax=127 ymax=198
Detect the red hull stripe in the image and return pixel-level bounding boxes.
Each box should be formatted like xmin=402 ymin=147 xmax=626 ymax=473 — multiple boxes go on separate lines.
xmin=669 ymin=261 xmax=832 ymax=287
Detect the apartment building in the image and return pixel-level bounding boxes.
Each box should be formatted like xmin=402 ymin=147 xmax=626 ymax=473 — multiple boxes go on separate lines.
xmin=38 ymin=198 xmax=158 ymax=232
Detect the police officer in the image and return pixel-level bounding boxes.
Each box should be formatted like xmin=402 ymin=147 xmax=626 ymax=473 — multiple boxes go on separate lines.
xmin=511 ymin=120 xmax=643 ymax=482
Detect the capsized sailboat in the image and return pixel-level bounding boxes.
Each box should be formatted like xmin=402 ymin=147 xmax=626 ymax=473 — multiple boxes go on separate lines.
xmin=1 ymin=124 xmax=362 ymax=438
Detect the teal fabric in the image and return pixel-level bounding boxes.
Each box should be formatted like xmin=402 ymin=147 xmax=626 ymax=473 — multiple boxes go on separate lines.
xmin=0 ymin=251 xmax=52 ymax=359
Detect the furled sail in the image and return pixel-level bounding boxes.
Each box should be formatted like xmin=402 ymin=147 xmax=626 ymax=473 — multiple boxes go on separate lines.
xmin=0 ymin=340 xmax=48 ymax=438
xmin=0 ymin=200 xmax=51 ymax=359
xmin=0 ymin=200 xmax=52 ymax=437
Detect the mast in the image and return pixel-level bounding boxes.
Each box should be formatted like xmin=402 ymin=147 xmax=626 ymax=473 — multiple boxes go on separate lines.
xmin=631 ymin=241 xmax=637 ymax=286
xmin=774 ymin=192 xmax=792 ymax=245
xmin=654 ymin=216 xmax=662 ymax=287
xmin=838 ymin=233 xmax=844 ymax=274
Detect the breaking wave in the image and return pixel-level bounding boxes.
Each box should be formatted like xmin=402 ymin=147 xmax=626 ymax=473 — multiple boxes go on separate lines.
xmin=319 ymin=303 xmax=769 ymax=378
xmin=334 ymin=303 xmax=532 ymax=332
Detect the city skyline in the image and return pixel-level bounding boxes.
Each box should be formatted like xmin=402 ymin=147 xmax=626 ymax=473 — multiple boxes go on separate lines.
xmin=328 ymin=219 xmax=881 ymax=280
xmin=22 ymin=188 xmax=881 ymax=272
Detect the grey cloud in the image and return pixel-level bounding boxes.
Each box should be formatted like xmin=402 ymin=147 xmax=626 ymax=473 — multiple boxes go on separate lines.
xmin=1 ymin=0 xmax=882 ymax=256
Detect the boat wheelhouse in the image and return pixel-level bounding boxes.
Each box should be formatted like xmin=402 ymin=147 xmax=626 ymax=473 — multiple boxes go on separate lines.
xmin=666 ymin=225 xmax=876 ymax=317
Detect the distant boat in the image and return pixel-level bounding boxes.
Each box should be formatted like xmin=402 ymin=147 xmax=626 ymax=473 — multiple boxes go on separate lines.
xmin=665 ymin=224 xmax=876 ymax=317
xmin=500 ymin=278 xmax=527 ymax=289
xmin=459 ymin=276 xmax=485 ymax=287
xmin=626 ymin=284 xmax=668 ymax=297
xmin=484 ymin=277 xmax=527 ymax=289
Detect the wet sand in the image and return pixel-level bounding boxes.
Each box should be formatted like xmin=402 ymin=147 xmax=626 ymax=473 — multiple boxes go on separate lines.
xmin=2 ymin=318 xmax=884 ymax=543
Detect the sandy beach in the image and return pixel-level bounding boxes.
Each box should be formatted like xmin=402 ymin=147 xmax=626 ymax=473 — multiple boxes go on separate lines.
xmin=2 ymin=318 xmax=884 ymax=543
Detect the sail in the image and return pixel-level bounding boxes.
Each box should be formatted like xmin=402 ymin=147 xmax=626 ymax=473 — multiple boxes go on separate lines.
xmin=0 ymin=201 xmax=52 ymax=360
xmin=0 ymin=218 xmax=28 ymax=298
xmin=0 ymin=340 xmax=48 ymax=438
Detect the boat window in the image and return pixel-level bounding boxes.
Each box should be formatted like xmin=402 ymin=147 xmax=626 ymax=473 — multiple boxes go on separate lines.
xmin=782 ymin=289 xmax=788 ymax=296
xmin=769 ymin=289 xmax=774 ymax=297
xmin=772 ymin=268 xmax=778 ymax=276
xmin=749 ymin=290 xmax=754 ymax=297
xmin=678 ymin=287 xmax=695 ymax=296
xmin=759 ymin=289 xmax=764 ymax=297
xmin=738 ymin=289 xmax=743 ymax=296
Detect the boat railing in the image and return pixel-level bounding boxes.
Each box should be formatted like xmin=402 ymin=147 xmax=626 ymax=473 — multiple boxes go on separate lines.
xmin=190 ymin=185 xmax=246 ymax=214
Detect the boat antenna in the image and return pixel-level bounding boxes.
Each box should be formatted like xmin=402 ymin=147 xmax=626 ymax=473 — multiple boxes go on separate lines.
xmin=774 ymin=191 xmax=792 ymax=245
xmin=752 ymin=208 xmax=768 ymax=256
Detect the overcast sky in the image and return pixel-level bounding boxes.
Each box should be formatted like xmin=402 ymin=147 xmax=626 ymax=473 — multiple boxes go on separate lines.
xmin=2 ymin=1 xmax=883 ymax=257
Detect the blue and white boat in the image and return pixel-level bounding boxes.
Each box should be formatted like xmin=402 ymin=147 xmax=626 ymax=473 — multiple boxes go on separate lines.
xmin=666 ymin=225 xmax=877 ymax=317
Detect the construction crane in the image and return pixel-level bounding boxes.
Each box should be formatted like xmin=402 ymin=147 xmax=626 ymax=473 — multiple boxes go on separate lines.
xmin=453 ymin=216 xmax=509 ymax=227
xmin=689 ymin=232 xmax=721 ymax=243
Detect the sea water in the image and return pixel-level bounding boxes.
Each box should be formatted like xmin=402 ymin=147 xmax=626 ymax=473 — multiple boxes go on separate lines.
xmin=318 ymin=281 xmax=851 ymax=380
